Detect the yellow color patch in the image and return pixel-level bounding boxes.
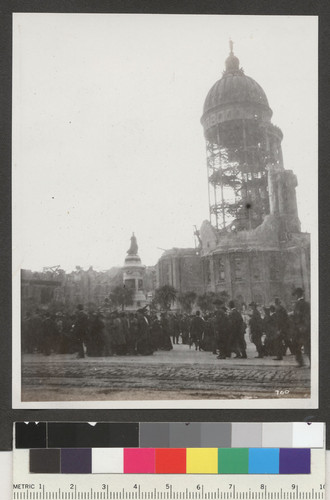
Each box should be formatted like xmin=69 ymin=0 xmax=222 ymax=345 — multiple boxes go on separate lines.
xmin=186 ymin=448 xmax=218 ymax=474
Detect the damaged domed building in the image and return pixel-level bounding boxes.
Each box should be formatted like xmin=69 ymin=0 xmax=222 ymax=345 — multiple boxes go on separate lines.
xmin=157 ymin=43 xmax=310 ymax=308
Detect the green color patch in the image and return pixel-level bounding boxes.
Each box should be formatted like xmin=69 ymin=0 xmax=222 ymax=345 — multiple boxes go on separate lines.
xmin=218 ymin=448 xmax=249 ymax=474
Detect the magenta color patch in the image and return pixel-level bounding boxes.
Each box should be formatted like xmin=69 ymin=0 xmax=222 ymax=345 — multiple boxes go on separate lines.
xmin=124 ymin=448 xmax=155 ymax=473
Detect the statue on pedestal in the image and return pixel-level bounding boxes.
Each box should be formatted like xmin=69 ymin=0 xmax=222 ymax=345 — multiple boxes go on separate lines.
xmin=127 ymin=233 xmax=138 ymax=255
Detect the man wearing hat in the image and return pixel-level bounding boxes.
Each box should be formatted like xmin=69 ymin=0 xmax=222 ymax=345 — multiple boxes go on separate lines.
xmin=272 ymin=298 xmax=289 ymax=361
xmin=249 ymin=301 xmax=264 ymax=358
xmin=189 ymin=310 xmax=205 ymax=351
xmin=292 ymin=287 xmax=310 ymax=367
xmin=227 ymin=300 xmax=247 ymax=359
xmin=213 ymin=300 xmax=229 ymax=359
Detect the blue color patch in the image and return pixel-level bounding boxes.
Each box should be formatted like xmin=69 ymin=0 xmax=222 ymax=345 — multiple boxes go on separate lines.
xmin=249 ymin=448 xmax=279 ymax=474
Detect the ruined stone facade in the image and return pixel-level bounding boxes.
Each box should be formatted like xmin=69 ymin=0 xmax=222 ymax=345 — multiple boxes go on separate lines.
xmin=157 ymin=44 xmax=310 ymax=309
xmin=156 ymin=248 xmax=204 ymax=295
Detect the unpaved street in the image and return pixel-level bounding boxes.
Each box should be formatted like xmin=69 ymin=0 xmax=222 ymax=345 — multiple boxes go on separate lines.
xmin=21 ymin=343 xmax=310 ymax=402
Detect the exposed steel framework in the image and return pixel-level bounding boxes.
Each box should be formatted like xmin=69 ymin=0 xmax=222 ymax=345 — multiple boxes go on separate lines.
xmin=201 ymin=43 xmax=284 ymax=231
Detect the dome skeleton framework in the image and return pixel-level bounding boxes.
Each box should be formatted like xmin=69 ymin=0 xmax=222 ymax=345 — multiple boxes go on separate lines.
xmin=157 ymin=40 xmax=308 ymax=310
xmin=201 ymin=41 xmax=284 ymax=232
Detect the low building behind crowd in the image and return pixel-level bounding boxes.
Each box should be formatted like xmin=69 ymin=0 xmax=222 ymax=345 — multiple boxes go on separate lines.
xmin=21 ymin=265 xmax=157 ymax=315
xmin=156 ymin=248 xmax=204 ymax=295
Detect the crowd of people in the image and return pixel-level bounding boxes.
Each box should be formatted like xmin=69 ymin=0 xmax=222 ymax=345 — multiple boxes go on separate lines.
xmin=22 ymin=287 xmax=310 ymax=367
xmin=193 ymin=287 xmax=310 ymax=367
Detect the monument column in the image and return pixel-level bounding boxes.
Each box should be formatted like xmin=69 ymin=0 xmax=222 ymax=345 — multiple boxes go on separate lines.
xmin=122 ymin=233 xmax=147 ymax=311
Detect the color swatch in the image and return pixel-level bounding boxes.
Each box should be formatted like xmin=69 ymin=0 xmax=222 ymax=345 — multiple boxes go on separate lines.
xmin=28 ymin=447 xmax=311 ymax=474
xmin=155 ymin=448 xmax=186 ymax=474
xmin=47 ymin=422 xmax=139 ymax=448
xmin=61 ymin=448 xmax=91 ymax=474
xmin=124 ymin=448 xmax=155 ymax=474
xmin=16 ymin=422 xmax=322 ymax=476
xmin=218 ymin=448 xmax=249 ymax=474
xmin=29 ymin=449 xmax=60 ymax=474
xmin=92 ymin=448 xmax=124 ymax=473
xmin=16 ymin=422 xmax=324 ymax=449
xmin=248 ymin=448 xmax=279 ymax=474
xmin=279 ymin=449 xmax=311 ymax=474
xmin=187 ymin=448 xmax=218 ymax=474
xmin=16 ymin=423 xmax=47 ymax=449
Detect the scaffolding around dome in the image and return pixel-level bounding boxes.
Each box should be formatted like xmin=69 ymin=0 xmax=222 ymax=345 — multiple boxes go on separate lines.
xmin=201 ymin=43 xmax=285 ymax=232
xmin=157 ymin=42 xmax=309 ymax=308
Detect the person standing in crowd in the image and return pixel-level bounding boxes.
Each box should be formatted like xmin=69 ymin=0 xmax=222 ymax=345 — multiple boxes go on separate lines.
xmin=87 ymin=311 xmax=105 ymax=356
xmin=120 ymin=312 xmax=130 ymax=355
xmin=263 ymin=306 xmax=277 ymax=356
xmin=201 ymin=314 xmax=214 ymax=351
xmin=272 ymin=298 xmax=289 ymax=361
xmin=173 ymin=314 xmax=181 ymax=345
xmin=41 ymin=312 xmax=58 ymax=356
xmin=227 ymin=300 xmax=247 ymax=359
xmin=73 ymin=304 xmax=89 ymax=359
xmin=149 ymin=314 xmax=162 ymax=351
xmin=136 ymin=309 xmax=153 ymax=355
xmin=111 ymin=311 xmax=126 ymax=355
xmin=58 ymin=312 xmax=75 ymax=354
xmin=159 ymin=313 xmax=173 ymax=351
xmin=189 ymin=310 xmax=204 ymax=351
xmin=103 ymin=311 xmax=114 ymax=356
xmin=213 ymin=302 xmax=229 ymax=359
xmin=180 ymin=314 xmax=190 ymax=345
xmin=168 ymin=314 xmax=176 ymax=346
xmin=249 ymin=301 xmax=263 ymax=358
xmin=292 ymin=287 xmax=310 ymax=367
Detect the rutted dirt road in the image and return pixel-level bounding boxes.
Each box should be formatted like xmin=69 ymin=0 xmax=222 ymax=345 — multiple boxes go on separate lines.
xmin=21 ymin=344 xmax=310 ymax=402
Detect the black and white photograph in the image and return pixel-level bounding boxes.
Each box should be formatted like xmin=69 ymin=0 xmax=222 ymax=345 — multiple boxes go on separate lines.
xmin=12 ymin=14 xmax=318 ymax=408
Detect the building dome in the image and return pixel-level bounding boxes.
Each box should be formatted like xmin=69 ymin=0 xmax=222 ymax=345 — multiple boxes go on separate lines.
xmin=203 ymin=73 xmax=270 ymax=115
xmin=201 ymin=44 xmax=273 ymax=136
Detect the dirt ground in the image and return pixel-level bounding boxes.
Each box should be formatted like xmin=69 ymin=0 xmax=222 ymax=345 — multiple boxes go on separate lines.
xmin=21 ymin=343 xmax=311 ymax=402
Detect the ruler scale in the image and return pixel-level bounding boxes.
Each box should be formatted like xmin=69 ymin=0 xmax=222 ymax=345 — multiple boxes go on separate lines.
xmin=11 ymin=485 xmax=326 ymax=500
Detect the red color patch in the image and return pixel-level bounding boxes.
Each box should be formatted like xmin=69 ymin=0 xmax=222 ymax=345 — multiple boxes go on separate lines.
xmin=155 ymin=448 xmax=186 ymax=474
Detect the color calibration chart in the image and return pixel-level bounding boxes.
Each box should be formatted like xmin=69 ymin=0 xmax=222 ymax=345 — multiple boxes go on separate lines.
xmin=13 ymin=422 xmax=326 ymax=500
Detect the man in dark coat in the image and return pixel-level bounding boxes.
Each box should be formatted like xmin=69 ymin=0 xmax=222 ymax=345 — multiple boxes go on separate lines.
xmin=41 ymin=312 xmax=58 ymax=356
xmin=263 ymin=306 xmax=277 ymax=356
xmin=180 ymin=314 xmax=190 ymax=345
xmin=273 ymin=298 xmax=289 ymax=360
xmin=292 ymin=287 xmax=310 ymax=367
xmin=227 ymin=300 xmax=246 ymax=358
xmin=87 ymin=312 xmax=106 ymax=356
xmin=249 ymin=302 xmax=263 ymax=358
xmin=112 ymin=311 xmax=126 ymax=355
xmin=160 ymin=313 xmax=173 ymax=351
xmin=189 ymin=310 xmax=204 ymax=351
xmin=213 ymin=304 xmax=229 ymax=359
xmin=136 ymin=309 xmax=153 ymax=355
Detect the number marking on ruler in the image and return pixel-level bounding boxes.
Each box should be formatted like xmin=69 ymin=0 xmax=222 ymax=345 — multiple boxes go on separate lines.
xmin=12 ymin=487 xmax=326 ymax=500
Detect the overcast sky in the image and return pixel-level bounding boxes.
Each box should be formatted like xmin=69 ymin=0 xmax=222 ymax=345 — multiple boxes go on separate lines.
xmin=12 ymin=14 xmax=318 ymax=272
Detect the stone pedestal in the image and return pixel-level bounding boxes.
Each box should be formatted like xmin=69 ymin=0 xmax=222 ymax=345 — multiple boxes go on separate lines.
xmin=122 ymin=237 xmax=147 ymax=311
